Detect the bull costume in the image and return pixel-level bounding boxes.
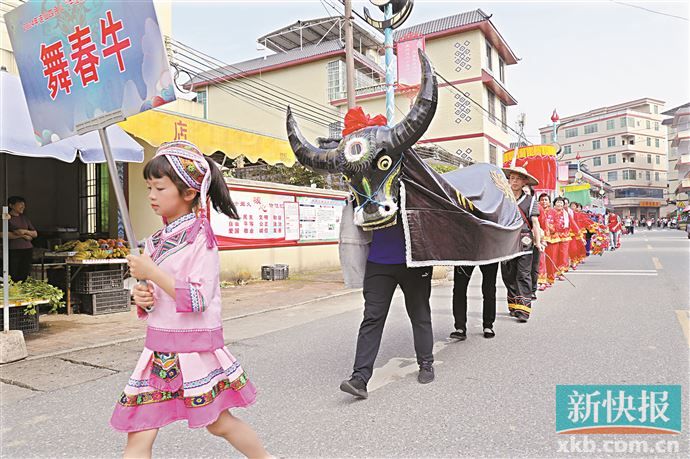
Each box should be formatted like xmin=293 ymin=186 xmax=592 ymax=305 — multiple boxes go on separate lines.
xmin=285 ymin=50 xmax=528 ymax=398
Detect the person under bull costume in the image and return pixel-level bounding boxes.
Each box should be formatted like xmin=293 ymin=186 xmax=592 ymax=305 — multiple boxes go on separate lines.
xmin=286 ymin=50 xmax=528 ymax=399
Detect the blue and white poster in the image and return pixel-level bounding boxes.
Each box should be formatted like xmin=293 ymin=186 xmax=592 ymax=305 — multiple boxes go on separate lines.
xmin=5 ymin=0 xmax=176 ymax=145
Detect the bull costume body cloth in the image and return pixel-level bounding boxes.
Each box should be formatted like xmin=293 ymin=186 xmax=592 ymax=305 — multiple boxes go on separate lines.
xmin=110 ymin=141 xmax=255 ymax=432
xmin=501 ymin=192 xmax=539 ymax=318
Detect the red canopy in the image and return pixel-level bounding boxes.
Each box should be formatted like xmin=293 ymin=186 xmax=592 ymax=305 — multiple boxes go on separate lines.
xmin=503 ymin=144 xmax=559 ymax=192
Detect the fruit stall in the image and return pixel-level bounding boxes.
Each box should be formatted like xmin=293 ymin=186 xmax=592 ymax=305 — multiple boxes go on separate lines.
xmin=42 ymin=238 xmax=132 ymax=315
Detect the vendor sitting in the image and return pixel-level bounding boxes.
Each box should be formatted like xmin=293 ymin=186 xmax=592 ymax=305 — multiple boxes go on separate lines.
xmin=7 ymin=196 xmax=37 ymax=282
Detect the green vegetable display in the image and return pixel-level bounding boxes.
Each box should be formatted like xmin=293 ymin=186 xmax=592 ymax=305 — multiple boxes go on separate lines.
xmin=5 ymin=277 xmax=65 ymax=315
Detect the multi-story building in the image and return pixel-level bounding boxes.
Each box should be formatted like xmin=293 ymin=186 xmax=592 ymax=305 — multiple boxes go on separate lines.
xmin=662 ymin=103 xmax=690 ymax=215
xmin=187 ymin=9 xmax=519 ymax=166
xmin=539 ymin=98 xmax=668 ymax=219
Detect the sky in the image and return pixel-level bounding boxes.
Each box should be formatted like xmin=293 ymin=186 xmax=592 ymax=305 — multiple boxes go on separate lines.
xmin=172 ymin=0 xmax=690 ymax=141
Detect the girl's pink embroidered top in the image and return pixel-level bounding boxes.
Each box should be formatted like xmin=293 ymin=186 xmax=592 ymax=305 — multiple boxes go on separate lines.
xmin=139 ymin=212 xmax=224 ymax=353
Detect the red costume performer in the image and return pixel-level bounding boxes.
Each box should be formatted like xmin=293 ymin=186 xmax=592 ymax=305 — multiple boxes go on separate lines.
xmin=537 ymin=196 xmax=552 ymax=289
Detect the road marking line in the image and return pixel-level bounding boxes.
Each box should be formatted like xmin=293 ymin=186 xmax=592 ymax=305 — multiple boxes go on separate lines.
xmin=675 ymin=310 xmax=690 ymax=348
xmin=568 ymin=272 xmax=657 ymax=276
xmin=574 ymin=270 xmax=656 ymax=273
xmin=652 ymin=257 xmax=663 ymax=269
xmin=369 ymin=339 xmax=451 ymax=392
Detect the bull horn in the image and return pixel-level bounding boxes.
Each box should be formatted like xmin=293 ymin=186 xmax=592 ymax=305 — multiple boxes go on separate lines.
xmin=391 ymin=48 xmax=438 ymax=151
xmin=286 ymin=107 xmax=340 ymax=172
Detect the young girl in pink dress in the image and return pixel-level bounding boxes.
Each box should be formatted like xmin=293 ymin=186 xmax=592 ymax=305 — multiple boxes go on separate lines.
xmin=111 ymin=140 xmax=269 ymax=459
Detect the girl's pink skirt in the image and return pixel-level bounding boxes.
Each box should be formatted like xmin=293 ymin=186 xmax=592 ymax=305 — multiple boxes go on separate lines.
xmin=110 ymin=346 xmax=256 ymax=432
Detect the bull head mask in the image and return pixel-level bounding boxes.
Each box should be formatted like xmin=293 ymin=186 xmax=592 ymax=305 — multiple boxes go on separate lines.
xmin=286 ymin=49 xmax=438 ymax=230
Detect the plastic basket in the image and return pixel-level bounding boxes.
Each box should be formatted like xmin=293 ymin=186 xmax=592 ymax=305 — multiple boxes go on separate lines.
xmin=74 ymin=269 xmax=123 ymax=294
xmin=0 ymin=306 xmax=40 ymax=333
xmin=79 ymin=290 xmax=131 ymax=315
xmin=261 ymin=264 xmax=289 ymax=281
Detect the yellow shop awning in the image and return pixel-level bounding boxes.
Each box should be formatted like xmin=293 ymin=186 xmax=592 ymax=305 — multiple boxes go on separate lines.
xmin=118 ymin=109 xmax=296 ymax=166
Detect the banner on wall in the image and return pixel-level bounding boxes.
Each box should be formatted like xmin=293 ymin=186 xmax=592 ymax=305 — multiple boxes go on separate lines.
xmin=211 ymin=188 xmax=346 ymax=249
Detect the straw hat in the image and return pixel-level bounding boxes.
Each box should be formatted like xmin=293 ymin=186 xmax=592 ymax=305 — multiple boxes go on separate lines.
xmin=502 ymin=166 xmax=539 ymax=187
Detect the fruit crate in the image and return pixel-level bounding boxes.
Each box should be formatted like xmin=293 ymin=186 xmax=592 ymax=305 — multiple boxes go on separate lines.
xmin=79 ymin=290 xmax=131 ymax=315
xmin=74 ymin=268 xmax=124 ymax=294
xmin=261 ymin=264 xmax=289 ymax=281
xmin=0 ymin=306 xmax=40 ymax=333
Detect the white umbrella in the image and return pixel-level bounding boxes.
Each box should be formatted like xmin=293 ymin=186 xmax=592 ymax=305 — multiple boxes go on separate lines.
xmin=1 ymin=69 xmax=144 ymax=333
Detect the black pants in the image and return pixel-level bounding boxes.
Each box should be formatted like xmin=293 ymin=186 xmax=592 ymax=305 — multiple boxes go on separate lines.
xmin=452 ymin=263 xmax=498 ymax=330
xmin=501 ymin=251 xmax=534 ymax=317
xmin=352 ymin=262 xmax=434 ymax=383
xmin=9 ymin=248 xmax=33 ymax=282
xmin=531 ymin=246 xmax=540 ymax=294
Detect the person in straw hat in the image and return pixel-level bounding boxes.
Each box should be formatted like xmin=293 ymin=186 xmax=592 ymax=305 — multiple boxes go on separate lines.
xmin=500 ymin=165 xmax=544 ymax=322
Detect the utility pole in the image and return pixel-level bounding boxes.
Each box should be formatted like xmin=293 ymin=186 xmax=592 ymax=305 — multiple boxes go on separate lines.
xmin=344 ymin=0 xmax=356 ymax=109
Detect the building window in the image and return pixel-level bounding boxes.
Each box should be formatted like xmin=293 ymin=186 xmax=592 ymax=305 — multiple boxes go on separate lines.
xmin=486 ymin=42 xmax=493 ymax=71
xmin=646 ymin=137 xmax=651 ymax=147
xmin=584 ymin=123 xmax=598 ymax=135
xmin=327 ymin=60 xmax=345 ymax=101
xmin=655 ymin=138 xmax=660 ymax=148
xmin=79 ymin=163 xmax=109 ymax=234
xmin=606 ymin=119 xmax=615 ymax=130
xmin=607 ymin=137 xmax=615 ymax=147
xmin=647 ymin=154 xmax=652 ymax=163
xmin=489 ymin=144 xmax=497 ymax=165
xmin=654 ymin=105 xmax=659 ymax=114
xmin=646 ymin=120 xmax=651 ymax=129
xmin=328 ymin=121 xmax=343 ymax=138
xmin=628 ymin=117 xmax=635 ymax=128
xmin=487 ymin=90 xmax=496 ymax=123
xmin=565 ymin=127 xmax=578 ymax=138
xmin=563 ymin=145 xmax=572 ymax=155
xmin=499 ymin=58 xmax=505 ymax=82
xmin=500 ymin=103 xmax=507 ymax=131
xmin=629 ymin=154 xmax=635 ymax=163
xmin=646 ymin=170 xmax=651 ymax=181
xmin=591 ymin=173 xmax=600 ymax=179
xmin=656 ymin=155 xmax=660 ymax=164
xmin=654 ymin=121 xmax=660 ymax=131
xmin=196 ymin=90 xmax=207 ymax=118
xmin=655 ymin=172 xmax=660 ymax=181
xmin=607 ymin=171 xmax=618 ymax=182
xmin=607 ymin=154 xmax=617 ymax=164
xmin=620 ymin=117 xmax=626 ymax=128
xmin=541 ymin=134 xmax=547 ymax=144
xmin=623 ymin=169 xmax=637 ymax=180
xmin=592 ymin=140 xmax=601 ymax=150
xmin=593 ymin=156 xmax=602 ymax=167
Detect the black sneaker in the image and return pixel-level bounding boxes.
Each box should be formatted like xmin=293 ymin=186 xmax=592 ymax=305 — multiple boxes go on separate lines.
xmin=531 ymin=293 xmax=537 ymax=301
xmin=339 ymin=377 xmax=368 ymax=399
xmin=483 ymin=327 xmax=496 ymax=338
xmin=418 ymin=362 xmax=434 ymax=384
xmin=515 ymin=310 xmax=529 ymax=322
xmin=449 ymin=329 xmax=467 ymax=340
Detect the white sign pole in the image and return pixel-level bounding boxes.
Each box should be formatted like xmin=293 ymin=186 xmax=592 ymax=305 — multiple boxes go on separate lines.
xmin=3 ymin=206 xmax=9 ymax=333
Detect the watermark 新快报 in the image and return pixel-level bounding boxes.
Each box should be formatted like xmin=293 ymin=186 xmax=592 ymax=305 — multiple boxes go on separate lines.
xmin=556 ymin=385 xmax=682 ymax=434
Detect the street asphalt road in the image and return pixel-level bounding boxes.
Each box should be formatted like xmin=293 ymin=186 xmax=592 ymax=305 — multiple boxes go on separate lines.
xmin=1 ymin=229 xmax=689 ymax=458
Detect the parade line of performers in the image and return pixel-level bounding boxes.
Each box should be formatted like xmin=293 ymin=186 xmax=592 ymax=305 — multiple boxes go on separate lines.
xmin=338 ymin=165 xmax=623 ymax=400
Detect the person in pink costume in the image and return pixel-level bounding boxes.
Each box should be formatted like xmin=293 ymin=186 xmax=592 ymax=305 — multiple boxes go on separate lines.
xmin=110 ymin=140 xmax=269 ymax=459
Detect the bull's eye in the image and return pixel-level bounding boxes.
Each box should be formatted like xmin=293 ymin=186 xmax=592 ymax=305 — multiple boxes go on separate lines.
xmin=344 ymin=138 xmax=369 ymax=163
xmin=377 ymin=155 xmax=392 ymax=171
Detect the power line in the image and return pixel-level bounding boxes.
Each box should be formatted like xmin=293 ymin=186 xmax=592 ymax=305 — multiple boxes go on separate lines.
xmin=171 ymin=54 xmax=335 ymax=128
xmin=609 ymin=0 xmax=689 ymax=22
xmin=435 ymin=70 xmax=531 ymax=145
xmin=168 ymin=38 xmax=344 ymax=123
xmin=168 ymin=44 xmax=344 ymax=126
